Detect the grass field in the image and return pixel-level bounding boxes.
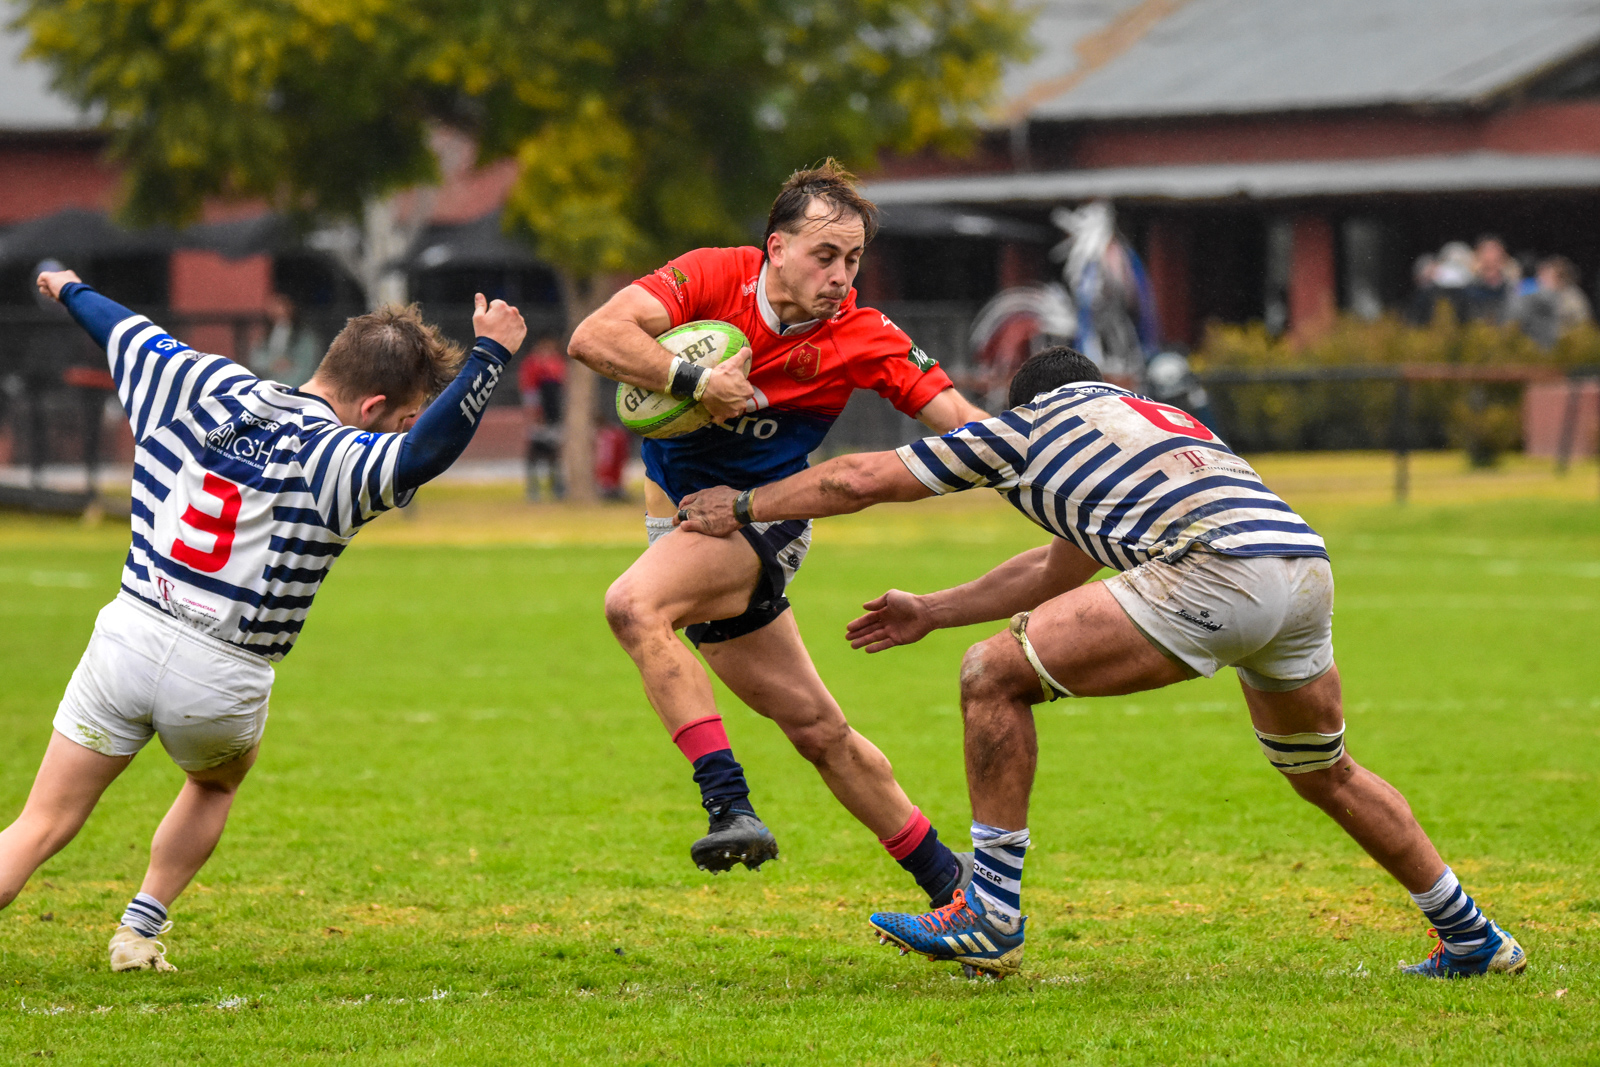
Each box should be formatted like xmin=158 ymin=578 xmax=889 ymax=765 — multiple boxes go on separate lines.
xmin=1 ymin=452 xmax=1597 ymax=1064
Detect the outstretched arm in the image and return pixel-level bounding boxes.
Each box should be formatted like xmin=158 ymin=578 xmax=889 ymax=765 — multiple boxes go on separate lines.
xmin=395 ymin=294 xmax=525 ymax=491
xmin=42 ymin=268 xmax=254 ymax=437
xmin=675 ymin=450 xmax=934 ymax=536
xmin=845 ymin=538 xmax=1104 ymax=653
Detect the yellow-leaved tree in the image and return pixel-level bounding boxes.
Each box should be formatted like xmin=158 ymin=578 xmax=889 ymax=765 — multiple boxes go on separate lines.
xmin=19 ymin=0 xmax=1033 ymax=496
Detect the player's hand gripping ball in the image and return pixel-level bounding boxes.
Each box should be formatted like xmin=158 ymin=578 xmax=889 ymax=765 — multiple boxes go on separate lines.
xmin=616 ymin=320 xmax=750 ymax=439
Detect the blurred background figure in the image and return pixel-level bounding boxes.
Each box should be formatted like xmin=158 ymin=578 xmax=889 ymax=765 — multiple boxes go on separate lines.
xmin=1515 ymin=255 xmax=1593 ymax=349
xmin=966 ymin=282 xmax=1076 ymax=414
xmin=968 ymin=200 xmax=1156 ymax=404
xmin=517 ymin=334 xmax=566 ymax=502
xmin=9 ymin=258 xmax=71 ymax=489
xmin=1051 ymin=201 xmax=1158 ymax=388
xmin=594 ymin=423 xmax=630 ymax=502
xmin=1144 ymin=349 xmax=1216 ymax=429
xmin=1466 ymin=235 xmax=1518 ymax=323
xmin=247 ymin=293 xmax=320 ymax=386
xmin=1405 ymin=252 xmax=1441 ymax=325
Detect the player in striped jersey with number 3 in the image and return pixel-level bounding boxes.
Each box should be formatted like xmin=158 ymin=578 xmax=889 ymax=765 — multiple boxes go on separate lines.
xmin=0 ymin=268 xmax=524 ymax=973
xmin=677 ymin=345 xmax=1526 ymax=980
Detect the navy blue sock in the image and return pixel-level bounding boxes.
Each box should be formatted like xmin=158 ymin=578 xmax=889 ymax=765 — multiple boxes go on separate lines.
xmin=882 ymin=809 xmax=960 ymax=900
xmin=692 ymin=749 xmax=756 ymax=819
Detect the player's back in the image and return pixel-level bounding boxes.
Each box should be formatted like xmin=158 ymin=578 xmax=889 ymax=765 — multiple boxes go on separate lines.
xmin=87 ymin=299 xmax=409 ymax=660
xmin=900 ymin=382 xmax=1326 ymax=571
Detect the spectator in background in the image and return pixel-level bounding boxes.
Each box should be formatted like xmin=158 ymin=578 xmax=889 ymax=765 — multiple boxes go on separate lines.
xmin=517 ymin=334 xmax=566 ymax=501
xmin=248 ymin=293 xmax=320 ymax=386
xmin=595 ymin=422 xmax=631 ymax=501
xmin=1412 ymin=241 xmax=1476 ymax=324
xmin=1406 ymin=252 xmax=1440 ymax=325
xmin=1516 ymin=255 xmax=1593 ymax=349
xmin=1465 ymin=235 xmax=1517 ymax=323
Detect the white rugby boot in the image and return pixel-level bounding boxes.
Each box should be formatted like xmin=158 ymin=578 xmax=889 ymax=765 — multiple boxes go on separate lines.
xmin=109 ymin=922 xmax=178 ymax=972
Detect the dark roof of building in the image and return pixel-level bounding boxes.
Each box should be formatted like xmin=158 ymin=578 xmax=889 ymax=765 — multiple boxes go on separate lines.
xmin=1005 ymin=0 xmax=1600 ymax=123
xmin=864 ymin=151 xmax=1600 ymax=206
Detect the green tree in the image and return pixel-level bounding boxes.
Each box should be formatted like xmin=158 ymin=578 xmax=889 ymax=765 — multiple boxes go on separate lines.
xmin=18 ymin=0 xmax=1033 ymax=495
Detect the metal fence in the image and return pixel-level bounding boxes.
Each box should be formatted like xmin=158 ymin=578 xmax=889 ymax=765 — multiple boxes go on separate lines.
xmin=6 ymin=296 xmax=1596 ymax=509
xmin=820 ymin=301 xmax=978 ymax=453
xmin=1199 ymin=365 xmax=1600 ymax=502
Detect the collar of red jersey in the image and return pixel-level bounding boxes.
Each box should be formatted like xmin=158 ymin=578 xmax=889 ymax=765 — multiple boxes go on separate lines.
xmin=755 ymin=262 xmax=822 ymax=337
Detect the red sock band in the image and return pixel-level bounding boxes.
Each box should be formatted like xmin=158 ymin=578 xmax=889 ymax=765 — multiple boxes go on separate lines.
xmin=879 ymin=807 xmax=932 ymax=860
xmin=671 ymin=714 xmax=731 ymax=764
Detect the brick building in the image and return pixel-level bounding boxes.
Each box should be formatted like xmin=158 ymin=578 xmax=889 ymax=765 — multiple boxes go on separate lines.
xmin=858 ymin=0 xmax=1600 ymax=347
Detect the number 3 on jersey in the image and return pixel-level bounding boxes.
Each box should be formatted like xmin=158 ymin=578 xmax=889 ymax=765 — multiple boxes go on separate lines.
xmin=171 ymin=473 xmax=241 ymax=573
xmin=1120 ymin=397 xmax=1214 ymax=441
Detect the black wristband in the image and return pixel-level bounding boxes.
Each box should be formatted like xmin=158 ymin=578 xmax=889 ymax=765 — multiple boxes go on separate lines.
xmin=733 ymin=488 xmax=756 ymax=526
xmin=471 ymin=336 xmax=513 ymax=365
xmin=668 ymin=357 xmax=707 ymax=400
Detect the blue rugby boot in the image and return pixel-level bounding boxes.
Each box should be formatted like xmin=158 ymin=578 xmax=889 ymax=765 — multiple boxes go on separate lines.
xmin=870 ymin=885 xmax=1025 ymax=978
xmin=1400 ymin=922 xmax=1527 ymax=978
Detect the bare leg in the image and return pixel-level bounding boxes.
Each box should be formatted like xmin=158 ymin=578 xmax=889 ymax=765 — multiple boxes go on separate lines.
xmin=959 ymin=582 xmax=1188 ymax=830
xmin=139 ymin=745 xmax=258 ymax=906
xmin=700 ymin=611 xmax=914 ymax=838
xmin=604 ymin=525 xmax=762 ymax=735
xmin=0 ymin=731 xmax=131 ymax=908
xmin=1240 ymin=667 xmax=1445 ymax=894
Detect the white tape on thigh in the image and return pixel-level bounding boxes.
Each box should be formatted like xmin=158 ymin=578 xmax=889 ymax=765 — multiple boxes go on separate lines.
xmin=1008 ymin=611 xmax=1075 ymax=701
xmin=1254 ymin=727 xmax=1345 ymax=773
xmin=645 ymin=516 xmax=675 ymax=546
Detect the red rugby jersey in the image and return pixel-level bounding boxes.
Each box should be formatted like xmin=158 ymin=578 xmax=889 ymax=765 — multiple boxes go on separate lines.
xmin=632 ymin=245 xmax=955 ymax=500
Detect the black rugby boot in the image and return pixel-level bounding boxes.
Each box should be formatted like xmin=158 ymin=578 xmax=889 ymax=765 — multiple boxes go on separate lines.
xmin=690 ymin=804 xmax=780 ymax=872
xmin=928 ymin=851 xmax=976 ymax=909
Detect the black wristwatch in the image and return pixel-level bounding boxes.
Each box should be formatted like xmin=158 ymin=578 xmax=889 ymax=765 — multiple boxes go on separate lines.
xmin=733 ymin=488 xmax=756 ymax=526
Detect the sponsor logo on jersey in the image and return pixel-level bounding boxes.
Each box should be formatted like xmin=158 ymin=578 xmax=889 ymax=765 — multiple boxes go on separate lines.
xmin=655 ymin=265 xmax=690 ymax=298
xmin=906 ymin=344 xmax=938 ymax=373
xmin=1120 ymin=396 xmax=1214 ymax=441
xmin=784 ymin=342 xmax=821 ymax=382
xmin=204 ymin=411 xmax=286 ymax=469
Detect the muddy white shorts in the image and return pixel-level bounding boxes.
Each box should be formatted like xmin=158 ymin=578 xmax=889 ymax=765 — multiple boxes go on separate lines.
xmin=1104 ymin=547 xmax=1335 ymax=691
xmin=54 ymin=593 xmax=272 ymax=771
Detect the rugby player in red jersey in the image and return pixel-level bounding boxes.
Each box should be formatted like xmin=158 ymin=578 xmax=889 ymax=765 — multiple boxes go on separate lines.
xmin=569 ymin=162 xmax=988 ymax=903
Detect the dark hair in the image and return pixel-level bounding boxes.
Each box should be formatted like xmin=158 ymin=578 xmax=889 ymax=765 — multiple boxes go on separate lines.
xmin=1540 ymin=255 xmax=1578 ymax=287
xmin=315 ymin=304 xmax=462 ymax=405
xmin=1008 ymin=346 xmax=1104 ymax=408
xmin=762 ymin=159 xmax=878 ymax=258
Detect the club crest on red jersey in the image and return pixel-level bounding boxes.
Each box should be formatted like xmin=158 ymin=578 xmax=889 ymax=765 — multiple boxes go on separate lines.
xmin=784 ymin=341 xmax=822 ymax=381
xmin=654 ymin=266 xmax=689 ymax=297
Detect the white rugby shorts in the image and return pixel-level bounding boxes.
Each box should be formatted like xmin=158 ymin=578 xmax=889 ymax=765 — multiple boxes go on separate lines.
xmin=54 ymin=593 xmax=272 ymax=771
xmin=1105 ymin=546 xmax=1334 ymax=691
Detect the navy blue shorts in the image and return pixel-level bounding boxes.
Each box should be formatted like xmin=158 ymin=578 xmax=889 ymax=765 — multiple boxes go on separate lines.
xmin=646 ymin=517 xmax=812 ymax=646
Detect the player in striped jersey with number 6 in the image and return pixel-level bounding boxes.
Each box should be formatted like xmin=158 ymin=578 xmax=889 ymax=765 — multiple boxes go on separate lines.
xmin=677 ymin=345 xmax=1526 ymax=980
xmin=0 ymin=268 xmax=524 ymax=973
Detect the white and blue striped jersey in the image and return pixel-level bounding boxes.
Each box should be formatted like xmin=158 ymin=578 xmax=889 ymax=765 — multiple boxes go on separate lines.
xmin=91 ymin=303 xmax=412 ymax=660
xmin=897 ymin=382 xmax=1326 ymax=571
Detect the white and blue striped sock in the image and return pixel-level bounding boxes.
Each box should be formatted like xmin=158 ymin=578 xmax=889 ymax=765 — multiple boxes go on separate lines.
xmin=1410 ymin=867 xmax=1488 ymax=954
xmin=119 ymin=893 xmax=168 ymax=939
xmin=970 ymin=822 xmax=1029 ymax=929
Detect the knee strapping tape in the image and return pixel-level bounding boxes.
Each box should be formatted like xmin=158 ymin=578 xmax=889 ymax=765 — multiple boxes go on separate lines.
xmin=1008 ymin=611 xmax=1075 ymax=701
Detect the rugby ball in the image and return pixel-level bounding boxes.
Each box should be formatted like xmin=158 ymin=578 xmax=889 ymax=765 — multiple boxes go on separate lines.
xmin=616 ymin=320 xmax=749 ymax=439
